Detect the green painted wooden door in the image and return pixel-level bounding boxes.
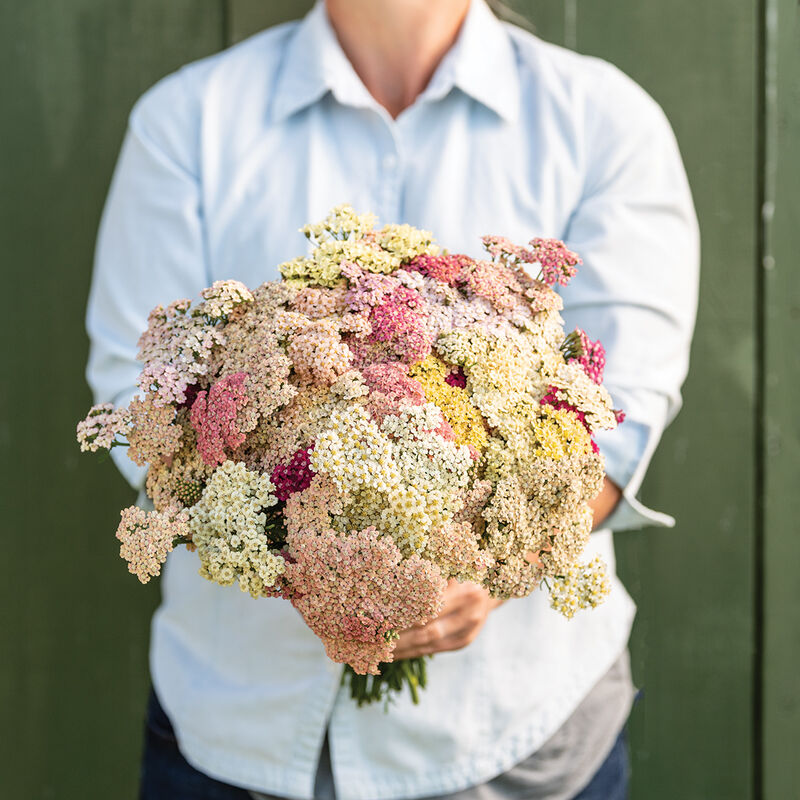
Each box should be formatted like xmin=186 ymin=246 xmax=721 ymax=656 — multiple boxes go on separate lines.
xmin=2 ymin=1 xmax=797 ymax=797
xmin=0 ymin=3 xmax=225 ymax=796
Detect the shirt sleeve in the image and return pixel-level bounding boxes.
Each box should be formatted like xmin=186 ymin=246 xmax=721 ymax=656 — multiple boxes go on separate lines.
xmin=559 ymin=65 xmax=700 ymax=531
xmin=85 ymin=68 xmax=210 ymax=491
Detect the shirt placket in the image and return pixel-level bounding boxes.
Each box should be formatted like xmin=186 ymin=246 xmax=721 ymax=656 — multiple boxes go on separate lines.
xmin=375 ymin=120 xmax=404 ymax=224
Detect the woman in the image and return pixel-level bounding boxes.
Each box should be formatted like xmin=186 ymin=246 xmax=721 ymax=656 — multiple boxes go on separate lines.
xmin=86 ymin=1 xmax=699 ymax=798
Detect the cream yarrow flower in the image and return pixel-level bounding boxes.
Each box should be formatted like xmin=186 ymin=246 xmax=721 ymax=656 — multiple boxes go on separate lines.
xmin=548 ymin=555 xmax=611 ymax=618
xmin=200 ymin=279 xmax=254 ymax=320
xmin=188 ymin=460 xmax=285 ymax=597
xmin=300 ymin=204 xmax=378 ymax=243
xmin=548 ymin=363 xmax=617 ymax=431
xmin=116 ymin=505 xmax=189 ymax=584
xmin=375 ymin=223 xmax=439 ymax=262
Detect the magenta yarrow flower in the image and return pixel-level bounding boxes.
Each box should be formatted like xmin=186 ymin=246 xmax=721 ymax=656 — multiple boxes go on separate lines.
xmin=444 ymin=366 xmax=467 ymax=389
xmin=178 ymin=383 xmax=202 ymax=409
xmin=271 ymin=446 xmax=316 ymax=502
xmin=569 ymin=328 xmax=606 ymax=384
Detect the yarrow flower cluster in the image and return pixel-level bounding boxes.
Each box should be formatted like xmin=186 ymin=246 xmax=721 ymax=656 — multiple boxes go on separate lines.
xmin=562 ymin=327 xmax=606 ymax=384
xmin=482 ymin=235 xmax=581 ymax=286
xmin=548 ymin=555 xmax=612 ymax=618
xmin=283 ymin=526 xmax=447 ymax=674
xmin=77 ymin=403 xmax=130 ymax=452
xmin=201 ymin=279 xmax=254 ymax=320
xmin=188 ymin=460 xmax=284 ymax=597
xmin=79 ymin=205 xmax=621 ymax=698
xmin=115 ymin=505 xmax=189 ymax=584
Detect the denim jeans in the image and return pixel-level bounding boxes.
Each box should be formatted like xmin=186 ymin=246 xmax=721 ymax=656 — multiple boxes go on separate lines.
xmin=140 ymin=689 xmax=629 ymax=800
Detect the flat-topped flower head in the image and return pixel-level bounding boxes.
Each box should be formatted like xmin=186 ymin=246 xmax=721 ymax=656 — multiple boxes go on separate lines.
xmin=138 ymin=362 xmax=189 ymax=406
xmin=77 ymin=404 xmax=131 ymax=452
xmin=529 ymin=238 xmax=581 ymax=286
xmin=373 ymin=222 xmax=439 ymax=262
xmin=548 ymin=555 xmax=611 ymax=619
xmin=407 ymin=253 xmax=473 ymax=285
xmin=200 ymin=279 xmax=254 ymax=321
xmin=281 ymin=526 xmax=446 ymax=674
xmin=190 ymin=372 xmax=251 ymax=466
xmin=271 ymin=446 xmax=315 ymax=502
xmin=188 ymin=460 xmax=283 ymax=597
xmin=482 ymin=234 xmax=581 ymax=287
xmin=116 ymin=505 xmax=189 ymax=584
xmin=300 ymin=204 xmax=378 ymax=244
xmin=127 ymin=395 xmax=182 ymax=466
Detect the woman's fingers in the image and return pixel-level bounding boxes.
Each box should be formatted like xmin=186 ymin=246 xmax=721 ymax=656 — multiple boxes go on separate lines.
xmin=392 ymin=580 xmax=496 ymax=659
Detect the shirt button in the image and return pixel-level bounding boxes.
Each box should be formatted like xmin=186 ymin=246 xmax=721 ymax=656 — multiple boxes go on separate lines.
xmin=382 ymin=153 xmax=398 ymax=171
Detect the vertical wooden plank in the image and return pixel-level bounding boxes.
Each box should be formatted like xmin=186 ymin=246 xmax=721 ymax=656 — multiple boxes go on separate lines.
xmin=513 ymin=0 xmax=566 ymax=44
xmin=570 ymin=2 xmax=758 ymax=798
xmin=0 ymin=2 xmax=223 ymax=797
xmin=227 ymin=0 xmax=312 ymax=44
xmin=761 ymin=1 xmax=800 ymax=796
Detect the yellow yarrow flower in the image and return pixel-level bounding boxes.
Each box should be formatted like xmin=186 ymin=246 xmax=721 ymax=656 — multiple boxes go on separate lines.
xmin=409 ymin=355 xmax=488 ymax=452
xmin=533 ymin=405 xmax=593 ymax=460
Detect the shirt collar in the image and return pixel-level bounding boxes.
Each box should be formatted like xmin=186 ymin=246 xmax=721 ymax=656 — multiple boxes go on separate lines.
xmin=271 ymin=0 xmax=520 ymax=123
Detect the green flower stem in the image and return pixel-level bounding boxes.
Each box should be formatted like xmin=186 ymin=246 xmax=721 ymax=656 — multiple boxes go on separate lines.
xmin=344 ymin=657 xmax=430 ymax=708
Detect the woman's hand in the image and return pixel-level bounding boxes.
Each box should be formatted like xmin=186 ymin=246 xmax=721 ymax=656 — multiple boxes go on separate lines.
xmin=392 ymin=579 xmax=503 ymax=660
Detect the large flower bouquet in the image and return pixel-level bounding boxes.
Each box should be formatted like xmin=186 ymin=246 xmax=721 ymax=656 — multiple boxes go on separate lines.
xmin=78 ymin=206 xmax=621 ymax=706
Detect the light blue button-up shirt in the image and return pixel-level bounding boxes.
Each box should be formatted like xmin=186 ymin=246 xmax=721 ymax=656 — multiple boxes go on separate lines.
xmin=86 ymin=2 xmax=699 ymax=797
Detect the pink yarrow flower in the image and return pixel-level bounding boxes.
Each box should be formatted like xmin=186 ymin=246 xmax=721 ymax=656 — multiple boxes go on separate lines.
xmin=190 ymin=372 xmax=250 ymax=466
xmin=407 ymin=253 xmax=473 ymax=285
xmin=367 ymin=286 xmax=433 ymax=364
xmin=569 ymin=328 xmax=606 ymax=384
xmin=361 ymin=362 xmax=427 ymax=422
xmin=76 ymin=404 xmax=130 ymax=452
xmin=481 ymin=235 xmax=536 ymax=264
xmin=281 ymin=526 xmax=447 ymax=675
xmin=529 ymin=238 xmax=581 ymax=286
xmin=482 ymin=235 xmax=581 ymax=287
xmin=138 ymin=362 xmax=189 ymax=406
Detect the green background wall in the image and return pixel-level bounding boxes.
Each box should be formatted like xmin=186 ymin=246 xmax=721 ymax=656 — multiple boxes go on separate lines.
xmin=1 ymin=1 xmax=797 ymax=797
